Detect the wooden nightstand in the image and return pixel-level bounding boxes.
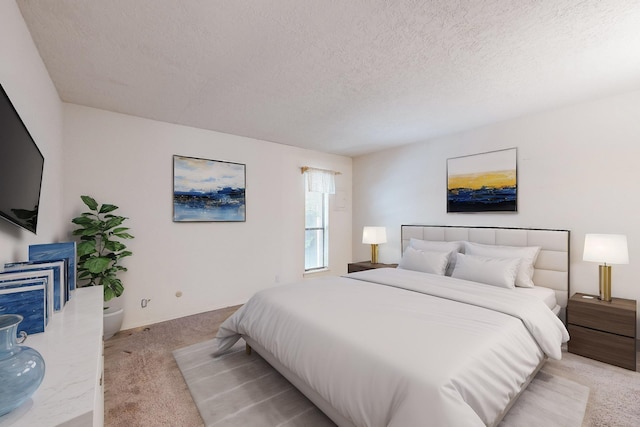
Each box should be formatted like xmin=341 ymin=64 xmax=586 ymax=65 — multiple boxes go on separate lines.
xmin=567 ymin=292 xmax=637 ymax=370
xmin=347 ymin=261 xmax=398 ymax=273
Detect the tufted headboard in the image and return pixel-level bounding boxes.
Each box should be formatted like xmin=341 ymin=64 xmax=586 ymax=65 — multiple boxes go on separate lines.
xmin=401 ymin=225 xmax=570 ymax=321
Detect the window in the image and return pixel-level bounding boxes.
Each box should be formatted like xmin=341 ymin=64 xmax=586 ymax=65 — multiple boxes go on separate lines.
xmin=302 ymin=167 xmax=335 ymax=272
xmin=305 ymin=188 xmax=329 ymax=271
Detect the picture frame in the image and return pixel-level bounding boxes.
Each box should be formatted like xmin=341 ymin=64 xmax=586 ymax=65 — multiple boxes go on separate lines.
xmin=447 ymin=148 xmax=517 ymax=213
xmin=29 ymin=242 xmax=76 ymax=292
xmin=173 ymin=155 xmax=246 ymax=222
xmin=0 ymin=276 xmax=48 ymax=335
xmin=4 ymin=260 xmax=66 ymax=311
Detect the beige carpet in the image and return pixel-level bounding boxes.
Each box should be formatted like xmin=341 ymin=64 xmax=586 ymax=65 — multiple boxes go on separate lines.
xmin=104 ymin=307 xmax=640 ymax=427
xmin=104 ymin=306 xmax=239 ymax=426
xmin=174 ymin=338 xmax=589 ymax=427
xmin=544 ymin=350 xmax=640 ymax=426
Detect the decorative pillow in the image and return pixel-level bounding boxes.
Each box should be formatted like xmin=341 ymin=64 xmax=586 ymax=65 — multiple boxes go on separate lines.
xmin=463 ymin=242 xmax=541 ymax=288
xmin=397 ymin=247 xmax=452 ymax=275
xmin=408 ymin=239 xmax=464 ymax=276
xmin=451 ymin=253 xmax=521 ymax=289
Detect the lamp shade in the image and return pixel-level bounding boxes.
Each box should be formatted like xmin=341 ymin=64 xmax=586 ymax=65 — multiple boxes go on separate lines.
xmin=583 ymin=234 xmax=629 ymax=264
xmin=362 ymin=226 xmax=387 ymax=244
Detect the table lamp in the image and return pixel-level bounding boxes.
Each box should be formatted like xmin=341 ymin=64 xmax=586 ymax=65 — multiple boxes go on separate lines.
xmin=362 ymin=226 xmax=387 ymax=264
xmin=583 ymin=234 xmax=629 ymax=302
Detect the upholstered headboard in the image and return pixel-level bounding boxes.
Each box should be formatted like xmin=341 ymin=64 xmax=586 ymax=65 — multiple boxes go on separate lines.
xmin=401 ymin=225 xmax=570 ymax=320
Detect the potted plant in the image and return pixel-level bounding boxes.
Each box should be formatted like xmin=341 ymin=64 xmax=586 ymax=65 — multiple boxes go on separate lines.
xmin=71 ymin=195 xmax=133 ymax=339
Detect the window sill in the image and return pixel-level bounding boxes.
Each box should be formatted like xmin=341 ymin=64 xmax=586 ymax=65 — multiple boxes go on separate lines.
xmin=303 ymin=268 xmax=330 ymax=277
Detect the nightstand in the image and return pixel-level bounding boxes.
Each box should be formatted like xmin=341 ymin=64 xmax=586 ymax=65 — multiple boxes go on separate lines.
xmin=567 ymin=293 xmax=637 ymax=370
xmin=347 ymin=261 xmax=398 ymax=273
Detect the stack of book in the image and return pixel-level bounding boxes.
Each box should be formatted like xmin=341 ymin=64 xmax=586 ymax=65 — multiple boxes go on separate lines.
xmin=0 ymin=242 xmax=76 ymax=335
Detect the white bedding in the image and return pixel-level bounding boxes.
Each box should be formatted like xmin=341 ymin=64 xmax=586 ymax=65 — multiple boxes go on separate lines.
xmin=515 ymin=286 xmax=558 ymax=311
xmin=214 ymin=268 xmax=569 ymax=427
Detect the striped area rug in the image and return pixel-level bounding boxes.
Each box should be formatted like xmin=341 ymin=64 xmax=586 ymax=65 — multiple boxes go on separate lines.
xmin=174 ymin=339 xmax=588 ymax=427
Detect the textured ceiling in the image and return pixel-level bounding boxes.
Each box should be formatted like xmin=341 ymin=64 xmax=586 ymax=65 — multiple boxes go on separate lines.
xmin=16 ymin=0 xmax=640 ymax=156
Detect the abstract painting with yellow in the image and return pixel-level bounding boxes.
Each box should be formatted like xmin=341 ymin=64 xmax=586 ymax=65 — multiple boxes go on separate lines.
xmin=447 ymin=148 xmax=517 ymax=212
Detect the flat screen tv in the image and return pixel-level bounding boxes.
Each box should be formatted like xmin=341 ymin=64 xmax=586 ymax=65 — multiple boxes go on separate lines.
xmin=0 ymin=84 xmax=45 ymax=234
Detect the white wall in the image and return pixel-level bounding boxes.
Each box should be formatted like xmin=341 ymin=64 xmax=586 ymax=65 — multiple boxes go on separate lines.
xmin=62 ymin=104 xmax=352 ymax=329
xmin=6 ymin=0 xmax=637 ymax=332
xmin=353 ymin=89 xmax=640 ymax=328
xmin=0 ymin=1 xmax=64 ymax=263
xmin=2 ymin=0 xmax=352 ymax=331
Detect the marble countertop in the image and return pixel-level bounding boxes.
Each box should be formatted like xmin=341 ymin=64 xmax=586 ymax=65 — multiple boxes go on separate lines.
xmin=0 ymin=286 xmax=103 ymax=427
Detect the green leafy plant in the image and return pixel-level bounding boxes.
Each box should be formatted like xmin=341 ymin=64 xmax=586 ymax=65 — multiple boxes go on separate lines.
xmin=71 ymin=195 xmax=133 ymax=302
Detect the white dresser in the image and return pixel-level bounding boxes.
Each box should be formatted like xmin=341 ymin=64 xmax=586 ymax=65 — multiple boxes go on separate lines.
xmin=0 ymin=286 xmax=104 ymax=427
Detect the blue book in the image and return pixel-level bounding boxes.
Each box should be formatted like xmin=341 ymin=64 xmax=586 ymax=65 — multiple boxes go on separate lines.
xmin=29 ymin=242 xmax=76 ymax=293
xmin=0 ymin=270 xmax=53 ymax=322
xmin=0 ymin=277 xmax=48 ymax=335
xmin=4 ymin=260 xmax=66 ymax=311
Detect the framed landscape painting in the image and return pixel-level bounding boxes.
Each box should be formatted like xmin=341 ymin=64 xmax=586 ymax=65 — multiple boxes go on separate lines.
xmin=173 ymin=155 xmax=246 ymax=222
xmin=447 ymin=148 xmax=517 ymax=213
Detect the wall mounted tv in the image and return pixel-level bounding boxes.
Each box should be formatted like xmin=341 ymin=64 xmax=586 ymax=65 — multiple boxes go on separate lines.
xmin=0 ymin=84 xmax=45 ymax=234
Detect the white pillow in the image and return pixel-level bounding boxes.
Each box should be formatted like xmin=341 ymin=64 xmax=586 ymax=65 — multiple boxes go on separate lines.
xmin=398 ymin=247 xmax=451 ymax=275
xmin=451 ymin=253 xmax=521 ymax=289
xmin=409 ymin=239 xmax=464 ymax=276
xmin=464 ymin=242 xmax=541 ymax=288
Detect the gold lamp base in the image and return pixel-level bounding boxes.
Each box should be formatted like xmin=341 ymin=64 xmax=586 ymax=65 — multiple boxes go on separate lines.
xmin=370 ymin=244 xmax=379 ymax=264
xmin=599 ymin=264 xmax=612 ymax=302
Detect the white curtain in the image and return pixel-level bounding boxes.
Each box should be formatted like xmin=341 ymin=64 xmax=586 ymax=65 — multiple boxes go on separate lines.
xmin=305 ymin=169 xmax=336 ymax=194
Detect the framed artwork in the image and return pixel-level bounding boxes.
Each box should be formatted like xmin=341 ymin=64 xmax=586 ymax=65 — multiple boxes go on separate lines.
xmin=29 ymin=242 xmax=76 ymax=292
xmin=173 ymin=155 xmax=246 ymax=222
xmin=447 ymin=148 xmax=517 ymax=213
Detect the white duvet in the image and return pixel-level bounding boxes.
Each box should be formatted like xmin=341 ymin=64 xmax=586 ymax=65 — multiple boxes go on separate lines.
xmin=214 ymin=268 xmax=570 ymax=427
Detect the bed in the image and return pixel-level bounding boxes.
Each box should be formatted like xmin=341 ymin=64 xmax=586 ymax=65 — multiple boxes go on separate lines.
xmin=214 ymin=225 xmax=571 ymax=427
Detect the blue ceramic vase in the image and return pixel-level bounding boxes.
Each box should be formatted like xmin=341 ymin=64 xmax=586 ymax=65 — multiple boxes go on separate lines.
xmin=0 ymin=314 xmax=46 ymax=417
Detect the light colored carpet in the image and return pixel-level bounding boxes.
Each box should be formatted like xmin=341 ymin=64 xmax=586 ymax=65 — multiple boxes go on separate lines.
xmin=104 ymin=307 xmax=640 ymax=427
xmin=174 ymin=339 xmax=589 ymax=427
xmin=544 ymin=350 xmax=640 ymax=427
xmin=103 ymin=306 xmax=239 ymax=427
